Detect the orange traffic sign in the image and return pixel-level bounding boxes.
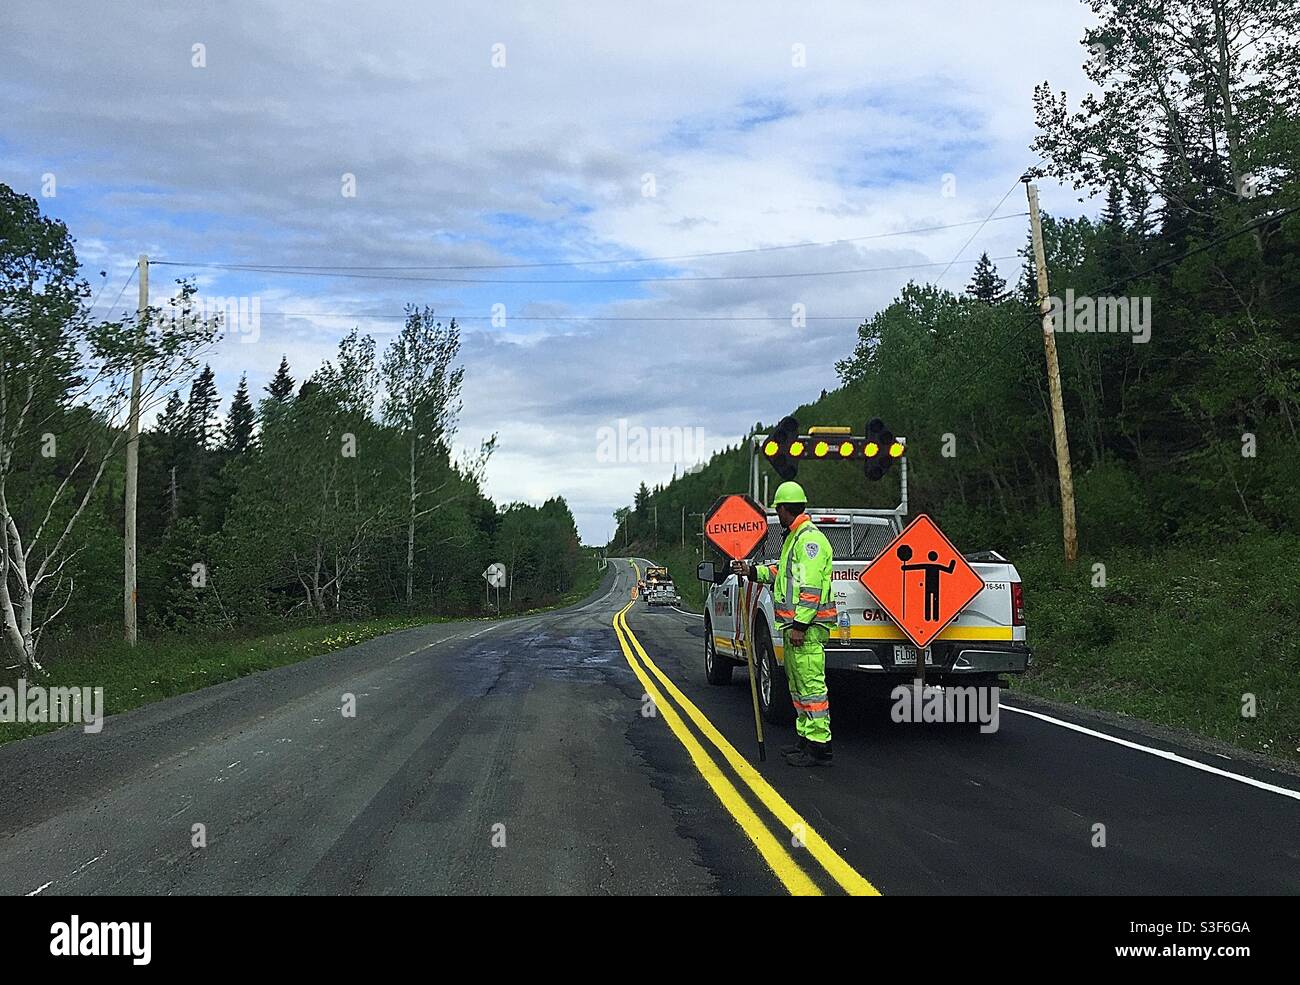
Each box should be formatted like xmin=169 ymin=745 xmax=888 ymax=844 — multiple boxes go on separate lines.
xmin=703 ymin=494 xmax=769 ymax=560
xmin=858 ymin=514 xmax=984 ymax=649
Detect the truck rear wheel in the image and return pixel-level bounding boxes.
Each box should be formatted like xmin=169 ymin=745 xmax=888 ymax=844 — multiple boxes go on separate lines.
xmin=755 ymin=625 xmax=795 ymax=726
xmin=704 ymin=617 xmax=733 ymax=685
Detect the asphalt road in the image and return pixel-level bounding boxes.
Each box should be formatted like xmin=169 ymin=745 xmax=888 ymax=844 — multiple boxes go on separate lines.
xmin=1 ymin=557 xmax=1296 ymax=895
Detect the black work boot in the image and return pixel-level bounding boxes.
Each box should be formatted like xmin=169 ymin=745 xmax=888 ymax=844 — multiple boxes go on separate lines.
xmin=785 ymin=741 xmax=833 ymax=767
xmin=781 ymin=736 xmax=809 ymax=757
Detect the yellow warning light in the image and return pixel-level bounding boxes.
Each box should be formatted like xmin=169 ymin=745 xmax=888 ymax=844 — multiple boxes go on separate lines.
xmin=864 ymin=441 xmax=879 ymax=457
xmin=888 ymin=441 xmax=905 ymax=458
xmin=763 ymin=440 xmax=780 ymax=456
xmin=807 ymin=425 xmax=852 ymax=435
xmin=789 ymin=441 xmax=805 ymax=457
xmin=838 ymin=441 xmax=854 ymax=457
xmin=813 ymin=441 xmax=830 ymax=458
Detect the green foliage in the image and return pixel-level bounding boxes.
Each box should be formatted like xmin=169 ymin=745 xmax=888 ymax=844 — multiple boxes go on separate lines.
xmin=966 ymin=251 xmax=1008 ymax=302
xmin=1011 ymin=535 xmax=1300 ymax=761
xmin=223 ymin=375 xmax=256 ymax=453
xmin=493 ymin=498 xmax=584 ymax=609
xmin=1 ymin=184 xmax=217 ymax=671
xmin=0 ymin=185 xmax=589 ymax=672
xmin=607 ymin=0 xmax=1300 ymax=758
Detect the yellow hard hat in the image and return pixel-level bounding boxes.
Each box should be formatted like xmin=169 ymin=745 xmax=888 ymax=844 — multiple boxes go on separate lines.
xmin=771 ymin=481 xmax=808 ymax=506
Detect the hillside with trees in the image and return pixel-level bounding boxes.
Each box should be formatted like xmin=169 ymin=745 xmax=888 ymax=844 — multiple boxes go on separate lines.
xmin=0 ymin=184 xmax=592 ymax=681
xmin=610 ymin=0 xmax=1300 ymax=760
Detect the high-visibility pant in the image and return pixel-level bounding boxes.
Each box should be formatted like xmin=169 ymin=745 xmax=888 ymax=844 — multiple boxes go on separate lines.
xmin=782 ymin=624 xmax=831 ymax=745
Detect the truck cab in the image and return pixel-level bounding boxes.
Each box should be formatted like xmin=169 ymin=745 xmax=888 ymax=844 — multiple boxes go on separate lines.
xmin=642 ymin=565 xmax=680 ymax=607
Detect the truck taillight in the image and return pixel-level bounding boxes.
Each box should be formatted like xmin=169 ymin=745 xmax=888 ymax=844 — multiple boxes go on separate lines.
xmin=1011 ymin=582 xmax=1025 ymax=625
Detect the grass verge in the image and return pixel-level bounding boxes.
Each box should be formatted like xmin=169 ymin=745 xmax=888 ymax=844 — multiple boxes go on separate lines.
xmin=1008 ymin=533 xmax=1300 ymax=763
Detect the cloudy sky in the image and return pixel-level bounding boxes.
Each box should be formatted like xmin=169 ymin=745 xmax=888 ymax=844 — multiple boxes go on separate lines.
xmin=1 ymin=0 xmax=1098 ymax=542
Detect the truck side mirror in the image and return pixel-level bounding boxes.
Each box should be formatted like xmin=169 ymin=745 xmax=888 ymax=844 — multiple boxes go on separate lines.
xmin=697 ymin=561 xmax=730 ymax=584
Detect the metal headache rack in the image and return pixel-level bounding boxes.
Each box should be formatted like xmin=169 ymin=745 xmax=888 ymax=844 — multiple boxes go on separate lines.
xmin=754 ymin=512 xmax=897 ymax=561
xmin=747 ymin=430 xmax=909 ymax=519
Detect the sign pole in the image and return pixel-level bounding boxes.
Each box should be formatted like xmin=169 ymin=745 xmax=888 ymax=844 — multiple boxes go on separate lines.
xmin=702 ymin=493 xmax=771 ymax=764
xmin=740 ymin=580 xmax=766 ymax=763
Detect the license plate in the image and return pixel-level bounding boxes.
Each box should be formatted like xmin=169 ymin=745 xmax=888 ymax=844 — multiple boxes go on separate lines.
xmin=892 ymin=645 xmax=933 ymax=667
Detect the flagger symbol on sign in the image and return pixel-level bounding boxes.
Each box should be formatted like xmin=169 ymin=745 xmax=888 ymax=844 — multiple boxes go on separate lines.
xmin=896 ymin=545 xmax=957 ymax=622
xmin=858 ymin=514 xmax=984 ymax=650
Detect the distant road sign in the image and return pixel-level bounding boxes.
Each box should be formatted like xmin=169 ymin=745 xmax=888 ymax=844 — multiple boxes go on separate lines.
xmin=858 ymin=514 xmax=983 ymax=649
xmin=703 ymin=494 xmax=768 ymax=560
xmin=484 ymin=562 xmax=506 ymax=588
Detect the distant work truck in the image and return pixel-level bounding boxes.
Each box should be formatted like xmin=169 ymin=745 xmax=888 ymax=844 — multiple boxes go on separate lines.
xmin=697 ymin=426 xmax=1031 ymax=725
xmin=641 ymin=566 xmax=680 ymax=607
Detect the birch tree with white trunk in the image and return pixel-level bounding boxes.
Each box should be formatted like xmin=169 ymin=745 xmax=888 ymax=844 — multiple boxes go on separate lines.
xmin=0 ymin=185 xmax=214 ymax=673
xmin=381 ymin=307 xmax=491 ymax=605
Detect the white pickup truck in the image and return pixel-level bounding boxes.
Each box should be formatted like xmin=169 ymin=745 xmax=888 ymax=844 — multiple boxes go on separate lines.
xmin=697 ymin=430 xmax=1031 ymax=725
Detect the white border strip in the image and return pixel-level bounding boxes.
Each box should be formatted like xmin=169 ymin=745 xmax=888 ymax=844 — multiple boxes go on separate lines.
xmin=1001 ymin=703 xmax=1300 ymax=802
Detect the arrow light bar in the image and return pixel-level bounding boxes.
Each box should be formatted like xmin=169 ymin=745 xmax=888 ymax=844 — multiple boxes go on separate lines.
xmin=763 ymin=434 xmax=906 ymax=461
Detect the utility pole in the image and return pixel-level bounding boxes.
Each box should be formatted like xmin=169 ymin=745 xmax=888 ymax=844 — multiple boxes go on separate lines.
xmin=124 ymin=254 xmax=147 ymax=644
xmin=681 ymin=505 xmax=685 ymax=547
xmin=1024 ymin=181 xmax=1078 ymax=563
xmin=689 ymin=511 xmax=706 ymax=556
xmin=653 ymin=503 xmax=658 ymax=548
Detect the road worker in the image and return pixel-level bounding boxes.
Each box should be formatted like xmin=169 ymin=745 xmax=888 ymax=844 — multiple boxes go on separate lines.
xmin=731 ymin=481 xmax=835 ymax=766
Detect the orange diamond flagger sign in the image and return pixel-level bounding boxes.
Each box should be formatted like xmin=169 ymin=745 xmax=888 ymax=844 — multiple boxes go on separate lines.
xmin=858 ymin=514 xmax=984 ymax=649
xmin=703 ymin=494 xmax=769 ymax=560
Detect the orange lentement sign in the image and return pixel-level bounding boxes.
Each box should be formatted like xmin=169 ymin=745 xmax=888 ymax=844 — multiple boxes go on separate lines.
xmin=858 ymin=514 xmax=984 ymax=649
xmin=703 ymin=494 xmax=769 ymax=560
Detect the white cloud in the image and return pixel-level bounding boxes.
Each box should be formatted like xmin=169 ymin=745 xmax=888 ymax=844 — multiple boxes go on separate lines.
xmin=2 ymin=0 xmax=1097 ymax=542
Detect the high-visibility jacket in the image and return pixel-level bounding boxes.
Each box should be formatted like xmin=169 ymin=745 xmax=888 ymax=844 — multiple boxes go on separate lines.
xmin=754 ymin=514 xmax=837 ymax=629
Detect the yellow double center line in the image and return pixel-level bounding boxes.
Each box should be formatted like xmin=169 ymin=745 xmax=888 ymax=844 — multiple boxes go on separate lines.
xmin=611 ymin=564 xmax=880 ymax=897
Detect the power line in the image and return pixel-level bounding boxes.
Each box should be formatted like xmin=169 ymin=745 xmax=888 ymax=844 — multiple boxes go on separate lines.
xmin=100 ymin=264 xmax=138 ymax=319
xmin=148 ymin=254 xmax=1016 ymax=286
xmin=934 ymin=175 xmax=1029 ymax=285
xmin=152 ymin=213 xmax=1028 ymax=274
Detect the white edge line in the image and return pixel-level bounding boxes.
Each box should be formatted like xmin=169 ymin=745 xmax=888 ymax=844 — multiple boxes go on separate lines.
xmin=72 ymin=852 xmax=106 ymax=874
xmin=392 ymin=634 xmax=462 ymax=663
xmin=1001 ymin=703 xmax=1300 ymax=802
xmin=26 ymin=881 xmax=53 ymax=896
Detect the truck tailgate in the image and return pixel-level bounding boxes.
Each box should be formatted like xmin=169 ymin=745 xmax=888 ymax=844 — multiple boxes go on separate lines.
xmin=830 ymin=560 xmax=1024 ymax=645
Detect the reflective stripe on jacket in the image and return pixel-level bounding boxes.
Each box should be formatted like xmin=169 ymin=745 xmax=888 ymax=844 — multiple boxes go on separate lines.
xmin=754 ymin=514 xmax=836 ymax=628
